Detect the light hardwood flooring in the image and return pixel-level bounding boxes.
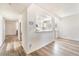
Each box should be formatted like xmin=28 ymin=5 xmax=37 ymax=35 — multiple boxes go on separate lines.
xmin=29 ymin=38 xmax=79 ymax=56
xmin=0 ymin=36 xmax=79 ymax=56
xmin=0 ymin=35 xmax=26 ymax=56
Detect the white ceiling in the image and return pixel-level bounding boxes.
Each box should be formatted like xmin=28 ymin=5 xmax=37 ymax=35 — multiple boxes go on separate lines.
xmin=0 ymin=3 xmax=30 ymax=20
xmin=0 ymin=3 xmax=30 ymax=14
xmin=0 ymin=3 xmax=79 ymax=18
xmin=35 ymin=3 xmax=79 ymax=17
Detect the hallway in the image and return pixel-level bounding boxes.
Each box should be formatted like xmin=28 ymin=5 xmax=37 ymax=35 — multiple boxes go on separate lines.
xmin=0 ymin=35 xmax=26 ymax=56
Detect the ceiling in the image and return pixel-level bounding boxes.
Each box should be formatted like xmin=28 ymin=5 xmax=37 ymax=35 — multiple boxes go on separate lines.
xmin=0 ymin=3 xmax=30 ymax=20
xmin=0 ymin=3 xmax=79 ymax=18
xmin=0 ymin=3 xmax=30 ymax=14
xmin=36 ymin=3 xmax=79 ymax=17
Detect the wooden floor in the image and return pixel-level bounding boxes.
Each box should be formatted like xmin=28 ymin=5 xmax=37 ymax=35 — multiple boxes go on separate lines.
xmin=0 ymin=35 xmax=26 ymax=56
xmin=0 ymin=36 xmax=79 ymax=56
xmin=30 ymin=38 xmax=79 ymax=56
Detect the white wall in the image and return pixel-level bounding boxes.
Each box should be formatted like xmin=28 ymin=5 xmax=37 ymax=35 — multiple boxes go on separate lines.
xmin=57 ymin=14 xmax=79 ymax=41
xmin=21 ymin=4 xmax=55 ymax=54
xmin=5 ymin=20 xmax=17 ymax=35
xmin=0 ymin=16 xmax=5 ymax=47
xmin=21 ymin=12 xmax=28 ymax=53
